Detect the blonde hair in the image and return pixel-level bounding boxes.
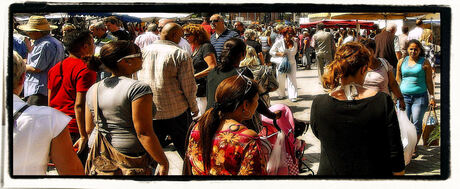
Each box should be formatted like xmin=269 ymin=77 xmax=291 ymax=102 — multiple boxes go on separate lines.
xmin=420 ymin=29 xmax=433 ymax=44
xmin=240 ymin=45 xmax=260 ymax=67
xmin=243 ymin=29 xmax=257 ymax=40
xmin=13 ymin=51 xmax=26 ymax=88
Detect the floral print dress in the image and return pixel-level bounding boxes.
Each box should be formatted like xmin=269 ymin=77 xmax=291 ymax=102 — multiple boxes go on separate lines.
xmin=186 ymin=124 xmax=267 ymax=175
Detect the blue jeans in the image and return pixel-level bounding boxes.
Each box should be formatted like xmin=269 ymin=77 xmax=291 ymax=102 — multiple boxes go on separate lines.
xmin=402 ymin=92 xmax=429 ymax=135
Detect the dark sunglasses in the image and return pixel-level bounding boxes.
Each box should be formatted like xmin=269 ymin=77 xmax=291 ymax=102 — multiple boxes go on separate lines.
xmin=184 ymin=33 xmax=191 ymax=37
xmin=210 ymin=19 xmax=220 ymax=23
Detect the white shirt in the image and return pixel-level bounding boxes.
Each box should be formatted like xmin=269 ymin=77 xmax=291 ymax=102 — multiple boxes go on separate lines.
xmin=269 ymin=39 xmax=298 ymax=65
xmin=134 ymin=32 xmax=160 ymax=49
xmin=342 ymin=36 xmax=356 ymax=44
xmin=179 ymin=38 xmax=192 ymax=55
xmin=13 ymin=94 xmax=70 ymax=175
xmin=408 ymin=26 xmax=423 ymax=41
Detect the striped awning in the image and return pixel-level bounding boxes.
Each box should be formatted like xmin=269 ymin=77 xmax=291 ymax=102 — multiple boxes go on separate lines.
xmin=308 ymin=13 xmax=330 ymax=19
xmin=330 ymin=12 xmax=426 ymax=20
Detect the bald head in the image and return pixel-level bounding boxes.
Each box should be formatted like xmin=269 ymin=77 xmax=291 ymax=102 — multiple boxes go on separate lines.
xmin=160 ymin=23 xmax=183 ymax=44
xmin=158 ymin=19 xmax=175 ymax=28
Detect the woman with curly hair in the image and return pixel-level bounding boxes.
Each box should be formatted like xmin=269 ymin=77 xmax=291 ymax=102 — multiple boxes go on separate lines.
xmin=183 ymin=24 xmax=217 ymax=116
xmin=310 ymin=42 xmax=405 ymax=176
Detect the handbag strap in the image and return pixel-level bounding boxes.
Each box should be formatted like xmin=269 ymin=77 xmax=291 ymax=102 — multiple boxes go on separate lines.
xmin=93 ymin=82 xmax=100 ymax=130
xmin=429 ymin=104 xmax=438 ymax=121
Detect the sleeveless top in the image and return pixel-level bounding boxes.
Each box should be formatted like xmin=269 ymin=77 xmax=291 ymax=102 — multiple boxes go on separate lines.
xmin=363 ymin=58 xmax=392 ymax=95
xmin=259 ymin=36 xmax=270 ymax=51
xmin=400 ymin=56 xmax=427 ymax=94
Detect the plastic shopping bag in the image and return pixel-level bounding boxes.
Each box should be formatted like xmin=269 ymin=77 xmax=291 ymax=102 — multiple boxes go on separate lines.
xmin=278 ymin=56 xmax=291 ymax=73
xmin=266 ymin=132 xmax=289 ymax=175
xmin=396 ymin=108 xmax=417 ymax=165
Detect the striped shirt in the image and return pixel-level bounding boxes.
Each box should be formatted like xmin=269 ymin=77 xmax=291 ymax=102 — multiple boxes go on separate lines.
xmin=210 ymin=29 xmax=239 ymax=62
xmin=137 ymin=40 xmax=198 ymax=119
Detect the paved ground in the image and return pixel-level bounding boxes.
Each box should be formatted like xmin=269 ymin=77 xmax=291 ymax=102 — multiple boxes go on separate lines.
xmin=47 ymin=63 xmax=442 ymax=176
xmin=157 ymin=63 xmax=442 ymax=176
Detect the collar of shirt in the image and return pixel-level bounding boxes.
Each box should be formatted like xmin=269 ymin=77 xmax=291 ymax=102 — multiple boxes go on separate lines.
xmin=215 ymin=28 xmax=230 ymax=39
xmin=33 ymin=34 xmax=51 ymax=45
xmin=13 ymin=94 xmax=27 ymax=112
xmin=154 ymin=39 xmax=181 ymax=48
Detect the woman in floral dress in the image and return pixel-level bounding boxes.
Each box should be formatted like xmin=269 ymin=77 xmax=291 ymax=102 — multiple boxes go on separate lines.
xmin=186 ymin=75 xmax=267 ymax=175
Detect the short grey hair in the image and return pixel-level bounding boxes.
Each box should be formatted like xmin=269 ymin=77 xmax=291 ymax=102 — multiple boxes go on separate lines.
xmin=386 ymin=23 xmax=397 ymax=32
xmin=244 ymin=29 xmax=257 ymax=40
xmin=91 ymin=21 xmax=106 ymax=30
xmin=147 ymin=23 xmax=157 ymax=32
xmin=13 ymin=51 xmax=26 ymax=88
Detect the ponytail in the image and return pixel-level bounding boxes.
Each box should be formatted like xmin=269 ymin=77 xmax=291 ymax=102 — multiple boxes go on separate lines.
xmin=217 ymin=38 xmax=246 ymax=73
xmin=84 ymin=56 xmax=103 ymax=72
xmin=196 ymin=106 xmax=222 ymax=171
xmin=321 ymin=42 xmax=370 ymax=90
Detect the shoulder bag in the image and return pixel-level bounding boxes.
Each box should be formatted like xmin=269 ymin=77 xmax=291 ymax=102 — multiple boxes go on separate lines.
xmin=85 ymin=82 xmax=153 ymax=175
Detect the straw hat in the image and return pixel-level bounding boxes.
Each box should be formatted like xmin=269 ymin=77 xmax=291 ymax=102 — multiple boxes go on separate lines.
xmin=18 ymin=16 xmax=57 ymax=32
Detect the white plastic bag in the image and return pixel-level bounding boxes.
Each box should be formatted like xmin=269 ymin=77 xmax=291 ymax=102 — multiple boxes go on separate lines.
xmin=396 ymin=108 xmax=417 ymax=165
xmin=266 ymin=132 xmax=288 ymax=175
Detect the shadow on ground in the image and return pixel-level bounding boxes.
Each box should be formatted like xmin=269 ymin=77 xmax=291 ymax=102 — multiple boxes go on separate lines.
xmin=405 ymin=146 xmax=441 ymax=175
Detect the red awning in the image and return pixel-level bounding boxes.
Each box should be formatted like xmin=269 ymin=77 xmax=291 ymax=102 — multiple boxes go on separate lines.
xmin=300 ymin=20 xmax=376 ymax=29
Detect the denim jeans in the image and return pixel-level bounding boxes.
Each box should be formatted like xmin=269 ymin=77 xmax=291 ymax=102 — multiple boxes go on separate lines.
xmin=402 ymin=92 xmax=429 ymax=135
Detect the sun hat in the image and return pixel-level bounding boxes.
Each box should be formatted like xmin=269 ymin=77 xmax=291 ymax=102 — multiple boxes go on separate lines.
xmin=18 ymin=16 xmax=58 ymax=32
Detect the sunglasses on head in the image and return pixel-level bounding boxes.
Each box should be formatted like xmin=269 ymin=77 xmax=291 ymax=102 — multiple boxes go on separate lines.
xmin=117 ymin=53 xmax=142 ymax=63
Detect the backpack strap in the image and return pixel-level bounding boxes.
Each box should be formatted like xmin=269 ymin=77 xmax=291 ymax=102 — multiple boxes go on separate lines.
xmin=13 ymin=104 xmax=30 ymax=124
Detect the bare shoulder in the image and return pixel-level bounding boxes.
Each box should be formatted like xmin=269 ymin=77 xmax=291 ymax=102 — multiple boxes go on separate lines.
xmin=240 ymin=128 xmax=258 ymax=137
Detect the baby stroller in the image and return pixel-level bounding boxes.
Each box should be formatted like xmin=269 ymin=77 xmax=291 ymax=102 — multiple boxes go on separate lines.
xmin=259 ymin=104 xmax=313 ymax=175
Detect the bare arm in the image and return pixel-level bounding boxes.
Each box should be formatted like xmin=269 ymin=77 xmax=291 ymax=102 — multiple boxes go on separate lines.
xmin=387 ymin=69 xmax=405 ymax=110
xmin=48 ymin=89 xmax=51 ymax=106
xmin=257 ymin=52 xmax=265 ymax=65
xmin=73 ymin=92 xmax=88 ymax=154
xmin=50 ymin=127 xmax=85 ymax=175
xmin=194 ymin=53 xmax=217 ymax=79
xmin=85 ymin=103 xmax=95 ymax=141
xmin=132 ymin=94 xmax=169 ymax=175
xmin=26 ymin=65 xmax=42 ymax=73
xmin=395 ymin=59 xmax=403 ymax=84
xmin=423 ymin=61 xmax=436 ymax=107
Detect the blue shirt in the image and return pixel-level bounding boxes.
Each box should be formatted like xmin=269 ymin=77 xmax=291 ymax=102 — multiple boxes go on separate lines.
xmin=24 ymin=35 xmax=65 ymax=97
xmin=13 ymin=36 xmax=28 ymax=59
xmin=400 ymin=56 xmax=427 ymax=94
xmin=210 ymin=29 xmax=239 ymax=62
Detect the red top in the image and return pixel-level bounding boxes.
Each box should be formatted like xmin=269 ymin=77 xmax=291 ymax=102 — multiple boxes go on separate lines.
xmin=201 ymin=23 xmax=213 ymax=35
xmin=48 ymin=57 xmax=97 ymax=133
xmin=186 ymin=124 xmax=267 ymax=175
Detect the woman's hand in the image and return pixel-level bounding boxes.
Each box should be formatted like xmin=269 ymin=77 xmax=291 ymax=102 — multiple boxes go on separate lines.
xmin=393 ymin=170 xmax=405 ymax=176
xmin=73 ymin=137 xmax=88 ymax=154
xmin=274 ymin=110 xmax=282 ymax=119
xmin=430 ymin=97 xmax=436 ymax=108
xmin=156 ymin=163 xmax=169 ymax=176
xmin=277 ymin=52 xmax=285 ymax=57
xmin=398 ymin=98 xmax=406 ymax=111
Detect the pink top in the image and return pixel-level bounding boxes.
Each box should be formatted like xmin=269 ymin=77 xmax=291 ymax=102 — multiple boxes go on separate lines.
xmin=363 ymin=58 xmax=393 ymax=95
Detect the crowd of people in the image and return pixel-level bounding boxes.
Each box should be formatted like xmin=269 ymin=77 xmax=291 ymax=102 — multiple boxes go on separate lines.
xmin=12 ymin=13 xmax=437 ymax=176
